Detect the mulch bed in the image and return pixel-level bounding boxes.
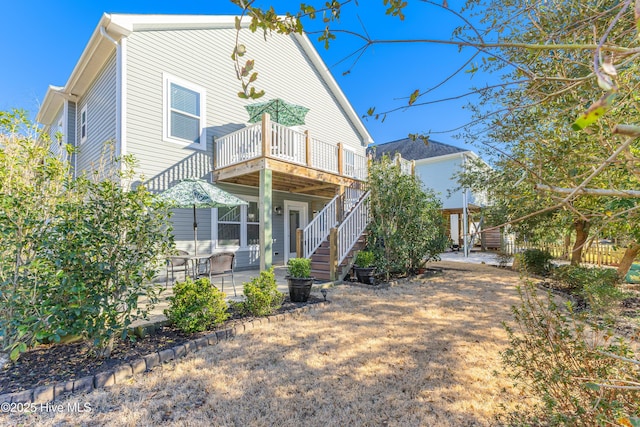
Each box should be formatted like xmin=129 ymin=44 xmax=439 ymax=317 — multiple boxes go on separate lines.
xmin=0 ymin=296 xmax=325 ymax=394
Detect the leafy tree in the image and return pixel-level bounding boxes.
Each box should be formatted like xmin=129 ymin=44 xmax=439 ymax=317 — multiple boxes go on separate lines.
xmin=0 ymin=109 xmax=73 ymax=360
xmin=230 ymin=1 xmax=640 ymax=274
xmin=0 ymin=112 xmax=174 ymax=360
xmin=367 ymin=156 xmax=448 ymax=278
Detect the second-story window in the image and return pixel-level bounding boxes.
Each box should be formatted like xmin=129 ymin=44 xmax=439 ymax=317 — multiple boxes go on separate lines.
xmin=80 ymin=104 xmax=88 ymax=144
xmin=163 ymin=74 xmax=206 ymax=148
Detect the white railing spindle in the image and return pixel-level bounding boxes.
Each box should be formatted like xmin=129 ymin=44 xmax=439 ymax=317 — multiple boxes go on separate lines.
xmin=270 ymin=122 xmax=306 ymax=165
xmin=301 ymin=195 xmax=340 ymax=258
xmin=311 ymin=137 xmax=339 ymax=173
xmin=337 ymin=191 xmax=370 ymax=265
xmin=214 ymin=123 xmax=262 ymax=169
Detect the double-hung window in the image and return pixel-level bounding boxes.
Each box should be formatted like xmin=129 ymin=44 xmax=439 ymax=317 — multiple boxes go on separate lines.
xmin=163 ymin=74 xmax=206 ymax=148
xmin=216 ymin=197 xmax=259 ymax=249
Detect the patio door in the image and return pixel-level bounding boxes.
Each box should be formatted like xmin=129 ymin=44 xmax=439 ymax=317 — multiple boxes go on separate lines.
xmin=284 ymin=201 xmax=308 ymax=262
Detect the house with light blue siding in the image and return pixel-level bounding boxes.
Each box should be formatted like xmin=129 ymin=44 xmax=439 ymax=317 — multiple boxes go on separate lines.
xmin=371 ymin=138 xmax=499 ymax=251
xmin=37 ymin=14 xmax=373 ymax=277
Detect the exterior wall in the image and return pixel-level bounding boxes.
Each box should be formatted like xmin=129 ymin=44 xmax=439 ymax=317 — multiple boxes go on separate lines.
xmin=125 ymin=28 xmax=366 ymax=194
xmin=415 ymin=155 xmax=467 ymax=209
xmin=124 ymin=27 xmax=363 ymax=263
xmin=414 ymin=154 xmax=485 ymax=209
xmin=75 ymin=51 xmax=118 ymax=176
xmin=47 ymin=107 xmax=66 ymax=160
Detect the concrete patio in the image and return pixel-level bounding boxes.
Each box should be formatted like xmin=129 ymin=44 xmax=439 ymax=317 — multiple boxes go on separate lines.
xmin=132 ymin=264 xmax=317 ymax=328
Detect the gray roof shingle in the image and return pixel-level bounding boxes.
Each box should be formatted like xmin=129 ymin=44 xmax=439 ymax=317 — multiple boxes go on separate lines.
xmin=368 ymin=137 xmax=468 ymax=161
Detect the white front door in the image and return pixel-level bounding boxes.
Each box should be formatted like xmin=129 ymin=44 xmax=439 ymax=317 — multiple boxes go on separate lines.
xmin=284 ymin=200 xmax=308 ymax=262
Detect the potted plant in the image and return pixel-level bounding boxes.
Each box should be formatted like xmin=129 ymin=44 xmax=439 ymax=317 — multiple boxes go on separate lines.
xmin=353 ymin=250 xmax=376 ymax=284
xmin=286 ymin=258 xmax=314 ymax=302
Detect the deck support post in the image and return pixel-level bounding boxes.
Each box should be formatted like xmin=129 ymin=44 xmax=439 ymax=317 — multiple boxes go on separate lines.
xmin=259 ymin=168 xmax=273 ymax=271
xmin=296 ymin=229 xmax=303 ymax=258
xmin=329 ymin=227 xmax=338 ymax=281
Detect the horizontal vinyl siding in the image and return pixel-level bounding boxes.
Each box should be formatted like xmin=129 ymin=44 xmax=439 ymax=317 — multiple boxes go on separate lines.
xmin=125 ymin=28 xmax=366 ymax=193
xmin=76 ymin=52 xmax=117 ymax=175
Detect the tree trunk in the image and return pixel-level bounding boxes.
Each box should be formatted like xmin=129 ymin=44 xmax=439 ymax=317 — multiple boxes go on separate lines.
xmin=563 ymin=232 xmax=572 ymax=260
xmin=571 ymin=220 xmax=590 ymax=265
xmin=617 ymin=242 xmax=640 ymax=279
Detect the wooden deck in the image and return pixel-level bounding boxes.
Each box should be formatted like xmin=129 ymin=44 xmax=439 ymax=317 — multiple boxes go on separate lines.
xmin=212 ymin=113 xmax=367 ymax=198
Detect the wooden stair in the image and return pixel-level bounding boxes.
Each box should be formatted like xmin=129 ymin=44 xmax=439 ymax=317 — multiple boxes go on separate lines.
xmin=310 ymin=235 xmax=366 ymax=282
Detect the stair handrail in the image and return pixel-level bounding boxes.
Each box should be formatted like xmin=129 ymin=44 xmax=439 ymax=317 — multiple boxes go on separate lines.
xmin=338 ymin=180 xmax=369 ymax=222
xmin=336 ymin=191 xmax=371 ymax=266
xmin=301 ymin=194 xmax=340 ymax=258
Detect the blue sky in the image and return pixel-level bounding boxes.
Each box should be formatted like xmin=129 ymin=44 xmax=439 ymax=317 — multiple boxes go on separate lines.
xmin=0 ymin=1 xmax=483 ymax=149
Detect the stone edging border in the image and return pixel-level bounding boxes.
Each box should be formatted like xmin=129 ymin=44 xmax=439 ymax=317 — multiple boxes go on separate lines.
xmin=0 ymin=301 xmax=330 ymax=406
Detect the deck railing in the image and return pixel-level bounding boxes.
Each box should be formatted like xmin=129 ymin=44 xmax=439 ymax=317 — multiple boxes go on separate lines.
xmin=300 ymin=194 xmax=340 ymax=258
xmin=311 ymin=137 xmax=339 ymax=173
xmin=214 ymin=123 xmax=262 ymax=168
xmin=270 ymin=122 xmax=306 ymax=165
xmin=214 ymin=113 xmax=368 ymax=180
xmin=335 ymin=191 xmax=370 ymax=266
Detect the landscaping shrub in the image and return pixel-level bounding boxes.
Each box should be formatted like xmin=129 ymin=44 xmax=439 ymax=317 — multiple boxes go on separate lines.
xmin=519 ymin=248 xmax=554 ymax=276
xmin=0 ymin=112 xmax=174 ymax=360
xmin=368 ymin=156 xmax=448 ymax=279
xmin=552 ymin=265 xmax=624 ymax=315
xmin=165 ymin=277 xmax=229 ymax=333
xmin=502 ymin=282 xmax=640 ymax=425
xmin=239 ymin=267 xmax=284 ymax=316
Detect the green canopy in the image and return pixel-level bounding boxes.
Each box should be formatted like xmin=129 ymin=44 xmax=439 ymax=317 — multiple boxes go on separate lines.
xmin=158 ymin=178 xmax=248 ymax=255
xmin=245 ymin=98 xmax=309 ymax=127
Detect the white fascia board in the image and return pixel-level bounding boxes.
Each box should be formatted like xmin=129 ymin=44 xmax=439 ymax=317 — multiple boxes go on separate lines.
xmin=292 ymin=32 xmax=374 ymax=146
xmin=414 ymin=151 xmax=471 ymax=166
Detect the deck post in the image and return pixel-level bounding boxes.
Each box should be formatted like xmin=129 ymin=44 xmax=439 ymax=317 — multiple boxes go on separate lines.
xmin=394 ymin=152 xmax=402 ymax=168
xmin=259 ymin=168 xmax=273 ymax=270
xmin=337 ymin=142 xmax=344 ymax=176
xmin=411 ymin=159 xmax=416 ymax=176
xmin=329 ymin=227 xmax=338 ymax=281
xmin=261 ymin=113 xmax=271 ymax=158
xmin=296 ymin=228 xmax=303 ymax=258
xmin=305 ymin=130 xmax=312 ymax=167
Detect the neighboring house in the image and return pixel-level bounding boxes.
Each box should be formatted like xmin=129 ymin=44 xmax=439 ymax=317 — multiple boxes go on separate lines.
xmin=36 ymin=14 xmax=373 ymax=275
xmin=370 ymin=137 xmax=499 ymax=251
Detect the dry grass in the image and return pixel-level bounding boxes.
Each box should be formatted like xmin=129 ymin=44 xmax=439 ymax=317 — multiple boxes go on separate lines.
xmin=4 ymin=262 xmax=536 ymax=426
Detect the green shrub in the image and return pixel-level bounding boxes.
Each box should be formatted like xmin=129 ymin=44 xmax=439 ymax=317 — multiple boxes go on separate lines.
xmin=287 ymin=258 xmax=311 ymax=278
xmin=553 ymin=265 xmax=623 ymax=315
xmin=240 ymin=267 xmax=284 ymax=316
xmin=520 ymin=248 xmax=553 ymax=276
xmin=354 ymin=250 xmax=375 ymax=268
xmin=165 ymin=277 xmax=229 ymax=333
xmin=367 ymin=156 xmax=448 ymax=279
xmin=502 ymin=282 xmax=640 ymax=425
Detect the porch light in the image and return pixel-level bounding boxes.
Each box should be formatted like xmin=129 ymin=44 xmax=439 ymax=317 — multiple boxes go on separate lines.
xmin=274 ymin=206 xmax=283 ymax=215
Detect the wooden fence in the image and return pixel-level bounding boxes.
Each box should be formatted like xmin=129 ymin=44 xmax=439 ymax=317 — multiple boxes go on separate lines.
xmin=502 ymin=241 xmax=626 ymax=267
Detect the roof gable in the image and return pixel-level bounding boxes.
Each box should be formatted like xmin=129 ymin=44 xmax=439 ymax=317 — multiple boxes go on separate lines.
xmin=36 ymin=14 xmax=372 ymax=144
xmin=369 ymin=137 xmax=469 ymax=161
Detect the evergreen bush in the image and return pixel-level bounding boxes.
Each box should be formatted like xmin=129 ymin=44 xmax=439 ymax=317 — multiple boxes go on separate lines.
xmin=165 ymin=277 xmax=229 ymax=333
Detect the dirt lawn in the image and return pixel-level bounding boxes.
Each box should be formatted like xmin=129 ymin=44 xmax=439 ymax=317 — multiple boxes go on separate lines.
xmin=4 ymin=262 xmax=535 ymax=426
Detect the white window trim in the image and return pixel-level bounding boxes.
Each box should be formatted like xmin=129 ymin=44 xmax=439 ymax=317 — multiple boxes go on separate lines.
xmin=213 ymin=196 xmax=259 ymax=250
xmin=162 ymin=72 xmax=207 ymax=151
xmin=80 ymin=104 xmax=88 ymax=144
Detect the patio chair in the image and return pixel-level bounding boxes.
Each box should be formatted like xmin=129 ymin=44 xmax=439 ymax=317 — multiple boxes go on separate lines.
xmin=167 ymin=250 xmax=192 ymax=284
xmin=203 ymin=252 xmax=237 ymax=296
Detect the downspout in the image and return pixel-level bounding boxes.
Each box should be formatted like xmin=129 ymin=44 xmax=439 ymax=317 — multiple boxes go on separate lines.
xmin=99 ymin=26 xmax=126 ymax=166
xmin=462 ymin=154 xmax=469 ymax=258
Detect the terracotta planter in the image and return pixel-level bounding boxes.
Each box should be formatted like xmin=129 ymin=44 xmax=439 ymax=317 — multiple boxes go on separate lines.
xmin=286 ymin=276 xmax=314 ymax=302
xmin=354 ymin=267 xmax=375 ymax=285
